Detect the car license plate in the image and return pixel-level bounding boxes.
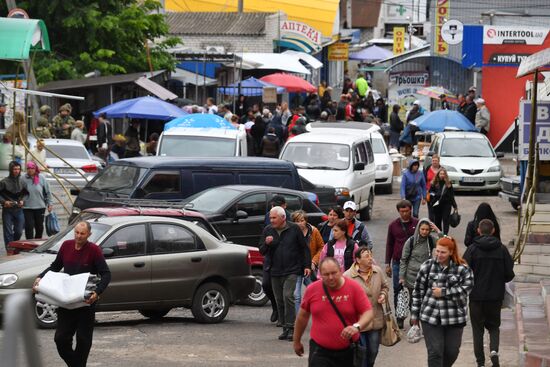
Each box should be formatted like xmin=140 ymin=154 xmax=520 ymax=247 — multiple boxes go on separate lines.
xmin=462 ymin=177 xmax=484 ymax=183
xmin=54 ymin=168 xmax=75 ymax=175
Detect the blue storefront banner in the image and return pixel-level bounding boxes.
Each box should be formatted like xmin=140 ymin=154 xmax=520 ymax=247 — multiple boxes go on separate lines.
xmin=519 ymin=100 xmax=550 ymax=160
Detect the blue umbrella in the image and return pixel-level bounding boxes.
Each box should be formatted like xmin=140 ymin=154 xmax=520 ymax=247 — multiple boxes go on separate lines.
xmin=218 ymin=76 xmax=286 ymax=96
xmin=349 ymin=45 xmax=393 ymax=61
xmin=93 ymin=96 xmax=187 ymax=121
xmin=164 ymin=113 xmax=237 ymax=131
xmin=410 ymin=110 xmax=477 ymax=132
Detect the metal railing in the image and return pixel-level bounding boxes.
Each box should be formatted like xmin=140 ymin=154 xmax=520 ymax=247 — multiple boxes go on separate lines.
xmin=513 ymin=142 xmax=539 ymax=262
xmin=1 ymin=292 xmax=43 ymax=367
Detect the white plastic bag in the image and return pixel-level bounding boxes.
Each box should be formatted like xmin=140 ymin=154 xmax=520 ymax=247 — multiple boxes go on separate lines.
xmin=407 ymin=325 xmax=423 ymax=343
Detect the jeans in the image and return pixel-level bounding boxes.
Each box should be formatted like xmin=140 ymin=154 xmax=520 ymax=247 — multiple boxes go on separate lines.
xmin=272 ymin=274 xmax=298 ymax=329
xmin=422 ymin=321 xmax=464 ymax=367
xmin=2 ymin=207 xmax=24 ymax=250
xmin=55 ymin=306 xmax=96 ymax=367
xmin=262 ymin=269 xmax=277 ymax=313
xmin=24 ymin=208 xmax=46 ymax=239
xmin=411 ymin=199 xmax=421 ymax=218
xmin=469 ymin=300 xmax=503 ymax=366
xmin=295 ymin=275 xmax=314 ymax=314
xmin=309 ymin=339 xmax=353 ymax=367
xmin=392 ymin=260 xmax=401 ymax=311
xmin=360 ymin=330 xmax=381 ymax=367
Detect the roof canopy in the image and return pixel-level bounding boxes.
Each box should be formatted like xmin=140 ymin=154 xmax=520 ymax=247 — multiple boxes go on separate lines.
xmin=0 ymin=17 xmax=50 ymax=60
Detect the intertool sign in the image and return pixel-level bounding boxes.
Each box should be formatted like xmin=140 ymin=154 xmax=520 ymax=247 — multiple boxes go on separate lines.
xmin=519 ymin=101 xmax=550 ymax=160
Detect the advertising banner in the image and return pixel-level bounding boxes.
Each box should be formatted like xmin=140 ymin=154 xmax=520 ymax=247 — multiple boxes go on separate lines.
xmin=435 ymin=0 xmax=449 ymax=55
xmin=393 ymin=27 xmax=405 ymax=55
xmin=388 ymin=72 xmax=431 ymax=120
xmin=519 ymin=100 xmax=550 ymax=161
xmin=328 ymin=43 xmax=349 ymax=61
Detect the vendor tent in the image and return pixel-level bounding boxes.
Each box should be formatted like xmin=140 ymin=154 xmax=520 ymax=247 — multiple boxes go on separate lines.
xmin=93 ymin=96 xmax=187 ymax=121
xmin=260 ymin=73 xmax=316 ymax=93
xmin=218 ymin=77 xmax=286 ymax=96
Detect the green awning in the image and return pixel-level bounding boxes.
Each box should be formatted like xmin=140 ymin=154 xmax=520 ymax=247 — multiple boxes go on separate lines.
xmin=0 ymin=17 xmax=50 ymax=60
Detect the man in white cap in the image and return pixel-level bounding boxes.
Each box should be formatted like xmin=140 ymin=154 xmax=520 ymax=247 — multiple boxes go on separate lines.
xmin=406 ymin=100 xmax=424 ymax=123
xmin=475 ymin=98 xmax=490 ymax=135
xmin=340 ymin=201 xmax=373 ymax=249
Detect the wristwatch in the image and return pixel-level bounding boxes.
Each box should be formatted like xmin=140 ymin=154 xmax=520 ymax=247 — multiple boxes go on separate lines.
xmin=352 ymin=322 xmax=361 ymax=331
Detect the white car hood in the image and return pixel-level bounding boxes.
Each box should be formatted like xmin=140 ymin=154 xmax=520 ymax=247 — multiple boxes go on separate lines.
xmin=441 ymin=156 xmax=500 ymax=171
xmin=297 ymin=168 xmax=347 ymax=188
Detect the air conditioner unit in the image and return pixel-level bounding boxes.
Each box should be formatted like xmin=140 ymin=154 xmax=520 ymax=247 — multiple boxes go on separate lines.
xmin=206 ymin=46 xmax=225 ymax=53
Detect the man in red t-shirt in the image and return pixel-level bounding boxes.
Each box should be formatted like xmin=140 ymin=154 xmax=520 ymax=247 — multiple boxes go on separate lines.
xmin=293 ymin=257 xmax=373 ymax=366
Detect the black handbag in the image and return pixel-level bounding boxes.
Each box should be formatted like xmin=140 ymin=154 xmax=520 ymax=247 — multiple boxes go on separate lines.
xmin=322 ymin=283 xmax=366 ymax=367
xmin=449 ymin=208 xmax=461 ymax=228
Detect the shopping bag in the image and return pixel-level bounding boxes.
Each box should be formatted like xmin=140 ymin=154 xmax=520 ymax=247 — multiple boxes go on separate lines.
xmin=380 ymin=299 xmax=401 ymax=346
xmin=395 ymin=287 xmax=410 ymax=319
xmin=45 ymin=212 xmax=60 ymax=236
xmin=406 ymin=325 xmax=423 ymax=343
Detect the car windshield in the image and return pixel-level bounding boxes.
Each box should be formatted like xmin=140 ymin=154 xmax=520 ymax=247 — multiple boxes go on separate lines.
xmin=33 ymin=222 xmax=110 ymax=254
xmin=440 ymin=138 xmax=495 ymax=158
xmin=184 ymin=187 xmax=243 ymax=213
xmin=158 ymin=136 xmax=236 ymax=157
xmin=89 ymin=165 xmax=146 ymax=195
xmin=280 ymin=142 xmax=350 ymax=170
xmin=371 ymin=138 xmax=387 ymax=154
xmin=46 ymin=145 xmax=89 ymax=160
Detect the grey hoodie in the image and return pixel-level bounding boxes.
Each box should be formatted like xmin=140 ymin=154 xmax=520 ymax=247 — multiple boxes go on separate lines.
xmin=399 ymin=218 xmax=442 ymax=288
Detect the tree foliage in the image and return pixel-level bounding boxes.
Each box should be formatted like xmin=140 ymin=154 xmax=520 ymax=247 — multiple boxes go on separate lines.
xmin=0 ymin=0 xmax=180 ymax=83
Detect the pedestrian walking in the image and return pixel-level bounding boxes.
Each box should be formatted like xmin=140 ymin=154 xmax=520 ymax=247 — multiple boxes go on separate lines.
xmin=399 ymin=218 xmax=442 ymax=327
xmin=411 ymin=236 xmax=474 ymax=367
xmin=463 ymin=219 xmax=515 ymax=367
xmin=464 ymin=202 xmax=501 ymax=247
xmin=344 ymin=247 xmax=389 ymax=367
xmin=385 ymin=200 xmax=419 ymax=324
xmin=428 ymin=168 xmax=457 ymax=235
xmin=96 ymin=113 xmax=113 ymax=152
xmin=259 ymin=206 xmax=311 ymax=341
xmin=70 ymin=120 xmax=87 ymax=144
xmin=292 ymin=210 xmax=324 ymax=313
xmin=424 ymin=155 xmax=442 ymax=222
xmin=475 ymin=98 xmax=490 ymax=135
xmin=0 ymin=161 xmax=27 ymax=250
xmin=26 ymin=139 xmax=48 ymax=170
xmin=22 ymin=161 xmax=52 ymax=239
xmin=33 ymin=221 xmax=111 ymax=367
xmin=400 ymin=159 xmax=427 ymax=218
xmin=260 ymin=127 xmax=281 ymax=158
xmin=319 ymin=219 xmax=359 ymax=274
xmin=341 ymin=201 xmax=374 ymax=248
xmin=318 ymin=205 xmax=344 ymax=243
xmin=293 ymin=257 xmax=374 ymax=366
xmin=389 ymin=104 xmax=404 ymax=149
xmin=463 ymin=95 xmax=477 ymax=125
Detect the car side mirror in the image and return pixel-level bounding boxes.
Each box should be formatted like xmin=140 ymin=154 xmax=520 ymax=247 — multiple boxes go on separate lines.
xmin=102 ymin=248 xmax=115 ymax=258
xmin=235 ymin=210 xmax=248 ymax=220
xmin=496 ymin=152 xmax=505 ymax=158
xmin=427 ymin=151 xmax=435 ymax=157
xmin=353 ymin=162 xmax=365 ymax=171
xmin=70 ymin=188 xmax=80 ymax=196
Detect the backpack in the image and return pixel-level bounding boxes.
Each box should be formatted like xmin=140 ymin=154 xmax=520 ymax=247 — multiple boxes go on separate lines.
xmin=406 ymin=235 xmax=435 ymax=262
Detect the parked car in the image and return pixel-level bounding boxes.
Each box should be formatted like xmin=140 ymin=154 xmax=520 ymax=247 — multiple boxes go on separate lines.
xmin=423 ymin=131 xmax=504 ymax=191
xmin=280 ymin=128 xmax=376 ymax=220
xmin=499 ymin=176 xmax=521 ymax=210
xmin=182 ymin=185 xmax=328 ymax=247
xmin=300 ymin=176 xmax=337 ymax=212
xmin=0 ymin=216 xmax=257 ymax=328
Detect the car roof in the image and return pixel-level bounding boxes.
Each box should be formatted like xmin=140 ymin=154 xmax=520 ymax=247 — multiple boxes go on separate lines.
xmin=161 ymin=127 xmax=241 ymax=138
xmin=83 ymin=206 xmax=208 ymax=219
xmin=437 ymin=131 xmax=486 ymax=139
xmin=90 ymin=215 xmax=188 ymax=226
xmin=197 ymin=185 xmax=307 ymax=196
xmin=283 ymin=130 xmax=366 ymax=144
xmin=307 ymin=121 xmax=380 ymax=133
xmin=43 ymin=138 xmax=87 ymax=147
xmin=111 ymin=156 xmax=294 ymax=169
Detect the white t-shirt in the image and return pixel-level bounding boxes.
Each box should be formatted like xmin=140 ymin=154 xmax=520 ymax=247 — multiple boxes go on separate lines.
xmin=208 ymin=105 xmax=218 ymax=114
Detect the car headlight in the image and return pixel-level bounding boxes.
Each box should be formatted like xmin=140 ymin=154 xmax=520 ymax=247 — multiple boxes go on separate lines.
xmin=487 ymin=165 xmax=501 ymax=173
xmin=0 ymin=274 xmax=18 ymax=287
xmin=444 ymin=166 xmax=457 ymax=172
xmin=376 ymin=164 xmax=389 ymax=171
xmin=335 ymin=187 xmax=350 ymax=196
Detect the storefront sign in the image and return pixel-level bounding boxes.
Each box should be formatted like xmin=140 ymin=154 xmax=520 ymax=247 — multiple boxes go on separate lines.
xmin=435 ymin=0 xmax=449 ymax=55
xmin=262 ymin=87 xmax=277 ymax=104
xmin=279 ymin=20 xmax=322 ymax=53
xmin=393 ymin=27 xmax=405 ymax=55
xmin=519 ymin=100 xmax=550 ymax=160
xmin=484 ymin=26 xmax=549 ymax=45
xmin=388 ymin=72 xmax=431 ymax=120
xmin=328 ymin=43 xmax=349 ymax=61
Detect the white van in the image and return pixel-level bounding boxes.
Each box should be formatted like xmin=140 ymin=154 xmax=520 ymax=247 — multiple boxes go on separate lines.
xmin=279 ymin=129 xmax=376 ymax=220
xmin=157 ymin=125 xmax=248 ymax=157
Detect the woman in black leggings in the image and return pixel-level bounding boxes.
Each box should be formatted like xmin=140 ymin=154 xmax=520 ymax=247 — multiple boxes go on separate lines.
xmin=428 ymin=168 xmax=457 ymax=235
xmin=22 ymin=161 xmax=52 ymax=239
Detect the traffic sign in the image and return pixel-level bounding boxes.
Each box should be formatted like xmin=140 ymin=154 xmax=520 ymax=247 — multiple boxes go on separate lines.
xmin=441 ymin=20 xmax=464 ymax=45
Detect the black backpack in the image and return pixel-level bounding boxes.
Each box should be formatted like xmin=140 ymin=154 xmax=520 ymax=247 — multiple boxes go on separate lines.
xmin=406 ymin=235 xmax=435 ymax=262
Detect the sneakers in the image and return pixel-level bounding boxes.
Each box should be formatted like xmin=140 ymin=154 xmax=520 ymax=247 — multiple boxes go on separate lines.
xmin=278 ymin=328 xmax=289 ymax=340
xmin=490 ymin=351 xmax=499 ymax=367
xmin=286 ymin=328 xmax=294 ymax=341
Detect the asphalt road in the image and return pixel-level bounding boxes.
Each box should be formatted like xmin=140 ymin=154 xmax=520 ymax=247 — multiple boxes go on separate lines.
xmin=0 ymin=168 xmax=521 ymax=366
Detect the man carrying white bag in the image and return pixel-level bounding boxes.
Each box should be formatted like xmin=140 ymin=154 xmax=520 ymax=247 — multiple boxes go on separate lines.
xmin=35 ymin=271 xmax=100 ymax=310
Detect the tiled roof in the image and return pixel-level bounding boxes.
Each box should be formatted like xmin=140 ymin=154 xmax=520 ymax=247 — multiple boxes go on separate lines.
xmin=166 ymin=12 xmax=272 ymax=36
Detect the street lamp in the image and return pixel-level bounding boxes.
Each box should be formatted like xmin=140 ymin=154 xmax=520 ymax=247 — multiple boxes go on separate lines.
xmin=406 ymin=16 xmax=416 ymax=50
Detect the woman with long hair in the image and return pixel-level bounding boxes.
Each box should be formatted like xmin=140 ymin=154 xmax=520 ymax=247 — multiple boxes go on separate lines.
xmin=22 ymin=161 xmax=52 ymax=239
xmin=464 ymin=202 xmax=501 ymax=247
xmin=411 ymin=236 xmax=474 ymax=367
xmin=344 ymin=247 xmax=389 ymax=367
xmin=429 ymin=168 xmax=457 ymax=235
xmin=317 ymin=206 xmax=345 ymax=243
xmin=318 ymin=219 xmax=359 ymax=273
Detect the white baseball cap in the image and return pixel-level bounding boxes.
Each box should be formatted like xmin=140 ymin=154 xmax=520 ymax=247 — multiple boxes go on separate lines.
xmin=475 ymin=98 xmax=485 ymax=104
xmin=343 ymin=201 xmax=357 ymax=211
xmin=413 ymin=100 xmax=421 ymax=105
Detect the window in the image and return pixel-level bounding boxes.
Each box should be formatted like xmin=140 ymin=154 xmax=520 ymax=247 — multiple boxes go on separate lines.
xmin=90 ymin=165 xmax=146 ymax=195
xmin=101 ymin=224 xmax=146 ymax=257
xmin=192 ymin=172 xmax=235 ymax=193
xmin=46 ymin=145 xmax=90 ymax=160
xmin=354 ymin=143 xmax=367 ymax=164
xmin=234 ymin=193 xmax=267 ymax=217
xmin=274 ymin=193 xmax=302 ymax=211
xmin=239 ymin=173 xmax=293 ymax=188
xmin=151 ymin=224 xmax=198 ymax=253
xmin=365 ymin=141 xmax=374 ymax=164
xmin=141 ymin=171 xmax=180 ymax=196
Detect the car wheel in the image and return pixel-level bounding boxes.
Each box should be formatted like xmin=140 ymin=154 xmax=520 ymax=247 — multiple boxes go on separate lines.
xmin=35 ymin=299 xmax=58 ymax=329
xmin=139 ymin=309 xmax=171 ymax=320
xmin=242 ymin=269 xmax=268 ymax=307
xmin=361 ymin=192 xmax=374 ymax=221
xmin=191 ymin=282 xmax=229 ymax=324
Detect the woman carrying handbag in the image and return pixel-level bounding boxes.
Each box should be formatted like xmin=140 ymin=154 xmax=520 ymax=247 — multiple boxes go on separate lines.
xmin=428 ymin=168 xmax=457 ymax=235
xmin=344 ymin=247 xmax=390 ymax=367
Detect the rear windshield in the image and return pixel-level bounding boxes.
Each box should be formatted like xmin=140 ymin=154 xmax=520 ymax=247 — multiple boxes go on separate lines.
xmin=89 ymin=165 xmax=146 ymax=195
xmin=46 ymin=145 xmax=89 ymax=160
xmin=159 ymin=136 xmax=236 ymax=157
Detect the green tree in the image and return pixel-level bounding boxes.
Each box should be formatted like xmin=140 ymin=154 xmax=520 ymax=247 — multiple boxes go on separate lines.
xmin=0 ymin=0 xmax=179 ymax=83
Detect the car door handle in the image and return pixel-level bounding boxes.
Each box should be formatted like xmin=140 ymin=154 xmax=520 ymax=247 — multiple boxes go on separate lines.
xmin=191 ymin=257 xmax=202 ymax=263
xmin=134 ymin=262 xmax=145 ymax=268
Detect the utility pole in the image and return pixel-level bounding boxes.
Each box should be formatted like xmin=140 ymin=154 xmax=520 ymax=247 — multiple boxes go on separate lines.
xmin=238 ymin=0 xmax=243 ymax=13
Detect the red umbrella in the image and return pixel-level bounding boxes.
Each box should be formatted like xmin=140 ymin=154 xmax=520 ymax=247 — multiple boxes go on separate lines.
xmin=260 ymin=73 xmax=316 ymax=93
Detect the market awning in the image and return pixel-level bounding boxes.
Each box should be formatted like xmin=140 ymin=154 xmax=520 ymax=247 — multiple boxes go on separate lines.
xmin=0 ymin=17 xmax=50 ymax=60
xmin=170 ymin=68 xmax=218 ymax=86
xmin=282 ymin=50 xmax=323 ymax=69
xmin=134 ymin=76 xmax=177 ymax=101
xmin=372 ymin=44 xmax=430 ymax=65
xmin=233 ymin=52 xmax=316 ymax=74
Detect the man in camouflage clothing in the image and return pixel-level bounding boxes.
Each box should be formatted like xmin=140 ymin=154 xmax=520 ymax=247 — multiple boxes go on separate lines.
xmin=35 ymin=105 xmax=52 ymax=139
xmin=52 ymin=103 xmax=75 ymax=139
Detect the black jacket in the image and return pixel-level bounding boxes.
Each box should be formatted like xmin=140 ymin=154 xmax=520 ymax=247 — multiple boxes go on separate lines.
xmin=0 ymin=162 xmax=27 ymax=205
xmin=463 ymin=102 xmax=477 ymax=124
xmin=326 ymin=238 xmax=356 ymax=271
xmin=260 ymin=134 xmax=280 ymax=158
xmin=464 ymin=219 xmax=501 ymax=247
xmin=389 ymin=111 xmax=404 ymax=132
xmin=259 ymin=221 xmax=310 ymax=277
xmin=429 ymin=181 xmax=457 ymax=209
xmin=463 ymin=235 xmax=515 ymax=301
